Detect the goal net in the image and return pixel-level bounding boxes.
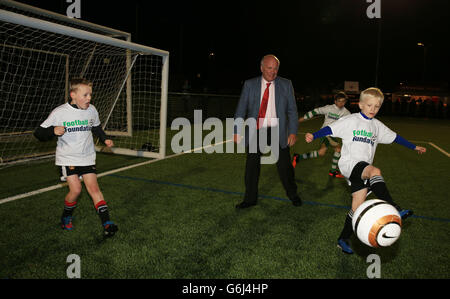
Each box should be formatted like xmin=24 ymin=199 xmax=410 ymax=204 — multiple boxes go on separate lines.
xmin=0 ymin=6 xmax=168 ymax=166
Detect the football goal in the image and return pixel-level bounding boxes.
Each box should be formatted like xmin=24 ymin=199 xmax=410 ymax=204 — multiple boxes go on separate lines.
xmin=0 ymin=2 xmax=169 ymax=166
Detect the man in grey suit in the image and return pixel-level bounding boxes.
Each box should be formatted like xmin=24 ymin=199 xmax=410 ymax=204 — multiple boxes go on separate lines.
xmin=234 ymin=54 xmax=302 ymax=209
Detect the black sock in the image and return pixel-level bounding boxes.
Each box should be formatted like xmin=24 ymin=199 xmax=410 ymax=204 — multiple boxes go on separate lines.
xmin=369 ymin=176 xmax=401 ymax=210
xmin=95 ymin=200 xmax=110 ymax=225
xmin=62 ymin=200 xmax=77 ymax=218
xmin=338 ymin=210 xmax=354 ymax=240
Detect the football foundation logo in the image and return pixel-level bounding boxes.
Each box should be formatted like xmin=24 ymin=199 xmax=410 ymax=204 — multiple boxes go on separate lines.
xmin=63 ymin=119 xmax=93 ymax=133
xmin=352 ymin=129 xmax=376 ymax=146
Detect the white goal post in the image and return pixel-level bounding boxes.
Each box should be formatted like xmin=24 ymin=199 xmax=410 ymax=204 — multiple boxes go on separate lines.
xmin=0 ymin=8 xmax=169 ymax=165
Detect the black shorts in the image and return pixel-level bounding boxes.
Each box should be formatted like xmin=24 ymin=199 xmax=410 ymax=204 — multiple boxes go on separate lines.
xmin=349 ymin=161 xmax=370 ymax=193
xmin=59 ymin=165 xmax=96 ymax=181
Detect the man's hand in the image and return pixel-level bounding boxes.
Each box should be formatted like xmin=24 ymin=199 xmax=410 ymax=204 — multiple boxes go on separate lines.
xmin=305 ymin=133 xmax=314 ymax=143
xmin=287 ymin=134 xmax=297 ymax=147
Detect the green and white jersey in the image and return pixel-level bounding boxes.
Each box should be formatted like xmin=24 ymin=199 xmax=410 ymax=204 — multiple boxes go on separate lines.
xmin=40 ymin=103 xmax=101 ymax=166
xmin=304 ymin=104 xmax=351 ymax=128
xmin=328 ymin=112 xmax=397 ymax=178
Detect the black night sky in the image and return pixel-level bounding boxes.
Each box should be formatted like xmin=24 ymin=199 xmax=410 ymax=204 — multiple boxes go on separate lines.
xmin=10 ymin=0 xmax=450 ymax=94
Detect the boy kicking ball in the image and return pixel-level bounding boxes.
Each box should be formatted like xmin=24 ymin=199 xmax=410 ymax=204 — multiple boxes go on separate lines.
xmin=34 ymin=78 xmax=118 ymax=237
xmin=305 ymin=87 xmax=426 ymax=254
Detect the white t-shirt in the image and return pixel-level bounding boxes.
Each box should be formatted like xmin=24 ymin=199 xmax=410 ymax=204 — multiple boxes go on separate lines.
xmin=40 ymin=103 xmax=101 ymax=166
xmin=328 ymin=113 xmax=397 ymax=178
xmin=306 ymin=104 xmax=351 ymax=128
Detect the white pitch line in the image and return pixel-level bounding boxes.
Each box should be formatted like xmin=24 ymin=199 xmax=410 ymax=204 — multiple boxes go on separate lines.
xmin=0 ymin=184 xmax=67 ymax=205
xmin=407 ymin=140 xmax=449 ymax=157
xmin=0 ymin=139 xmax=233 ymax=205
xmin=428 ymin=142 xmax=450 ymax=158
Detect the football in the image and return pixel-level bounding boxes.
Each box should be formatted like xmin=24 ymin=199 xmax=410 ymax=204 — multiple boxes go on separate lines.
xmin=352 ymin=199 xmax=402 ymax=248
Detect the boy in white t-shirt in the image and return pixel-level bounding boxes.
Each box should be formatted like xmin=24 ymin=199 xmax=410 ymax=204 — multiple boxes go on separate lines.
xmin=34 ymin=78 xmax=118 ymax=237
xmin=305 ymin=88 xmax=426 ymax=254
xmin=292 ymin=91 xmax=350 ymax=178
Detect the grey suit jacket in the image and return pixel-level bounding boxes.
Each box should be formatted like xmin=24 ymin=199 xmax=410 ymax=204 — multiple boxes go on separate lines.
xmin=234 ymin=76 xmax=299 ymax=149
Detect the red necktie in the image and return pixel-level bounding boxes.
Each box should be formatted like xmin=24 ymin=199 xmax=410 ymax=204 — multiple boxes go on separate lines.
xmin=257 ymin=82 xmax=271 ymax=129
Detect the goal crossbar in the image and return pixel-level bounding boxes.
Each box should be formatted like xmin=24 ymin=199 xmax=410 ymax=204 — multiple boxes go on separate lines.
xmin=0 ymin=10 xmax=169 ymax=56
xmin=0 ymin=0 xmax=131 ymax=39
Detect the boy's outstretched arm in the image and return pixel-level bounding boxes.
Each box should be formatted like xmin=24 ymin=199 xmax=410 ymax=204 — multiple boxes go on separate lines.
xmin=305 ymin=126 xmax=333 ymax=143
xmin=394 ymin=134 xmax=427 ymax=154
xmin=301 ymin=108 xmax=323 ymax=123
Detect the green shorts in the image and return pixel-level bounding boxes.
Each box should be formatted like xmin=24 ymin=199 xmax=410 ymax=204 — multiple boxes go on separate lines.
xmin=319 ymin=136 xmax=341 ymax=148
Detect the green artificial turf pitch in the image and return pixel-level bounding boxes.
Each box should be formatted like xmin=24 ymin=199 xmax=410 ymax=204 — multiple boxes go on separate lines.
xmin=0 ymin=116 xmax=449 ymax=279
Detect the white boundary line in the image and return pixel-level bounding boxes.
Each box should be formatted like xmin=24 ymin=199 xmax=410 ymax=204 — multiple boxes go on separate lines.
xmin=410 ymin=140 xmax=450 ymax=157
xmin=0 ymin=140 xmax=232 ymax=205
xmin=428 ymin=142 xmax=450 ymax=158
xmin=0 ymin=184 xmax=67 ymax=205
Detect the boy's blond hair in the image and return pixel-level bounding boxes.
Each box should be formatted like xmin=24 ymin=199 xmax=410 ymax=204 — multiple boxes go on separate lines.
xmin=69 ymin=78 xmax=93 ymax=93
xmin=360 ymin=87 xmax=384 ymax=104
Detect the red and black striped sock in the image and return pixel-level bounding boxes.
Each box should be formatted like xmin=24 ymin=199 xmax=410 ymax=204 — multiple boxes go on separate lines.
xmin=62 ymin=200 xmax=77 ymax=218
xmin=95 ymin=200 xmax=110 ymax=225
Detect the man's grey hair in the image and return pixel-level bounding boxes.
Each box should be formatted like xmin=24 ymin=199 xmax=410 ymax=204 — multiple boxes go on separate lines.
xmin=260 ymin=54 xmax=280 ymax=67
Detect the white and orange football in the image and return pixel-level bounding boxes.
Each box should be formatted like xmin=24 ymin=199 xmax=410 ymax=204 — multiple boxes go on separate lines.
xmin=352 ymin=199 xmax=402 ymax=248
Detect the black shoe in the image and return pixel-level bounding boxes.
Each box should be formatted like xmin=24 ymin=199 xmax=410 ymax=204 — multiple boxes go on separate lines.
xmin=291 ymin=196 xmax=302 ymax=207
xmin=103 ymin=221 xmax=118 ymax=237
xmin=235 ymin=201 xmax=256 ymax=209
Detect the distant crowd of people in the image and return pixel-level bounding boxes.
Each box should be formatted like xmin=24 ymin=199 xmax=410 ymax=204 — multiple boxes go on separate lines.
xmin=298 ymin=94 xmax=449 ymax=119
xmin=378 ymin=96 xmax=448 ymax=118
